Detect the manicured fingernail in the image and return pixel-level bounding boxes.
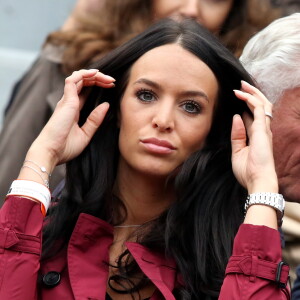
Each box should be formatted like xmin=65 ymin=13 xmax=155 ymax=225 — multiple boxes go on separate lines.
xmin=102 ymin=102 xmax=110 ymax=108
xmin=104 ymin=75 xmax=116 ymax=82
xmin=88 ymin=69 xmax=99 ymax=72
xmin=241 ymin=80 xmax=250 ymax=86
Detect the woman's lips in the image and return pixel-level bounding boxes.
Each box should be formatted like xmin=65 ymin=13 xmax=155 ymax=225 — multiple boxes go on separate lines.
xmin=140 ymin=138 xmax=176 ymax=154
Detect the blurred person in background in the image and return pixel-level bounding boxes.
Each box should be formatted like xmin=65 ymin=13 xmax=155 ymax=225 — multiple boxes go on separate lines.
xmin=0 ymin=0 xmax=250 ymax=203
xmin=232 ymin=0 xmax=300 ymax=56
xmin=240 ymin=12 xmax=300 ymax=285
xmin=2 ymin=0 xmax=298 ymax=203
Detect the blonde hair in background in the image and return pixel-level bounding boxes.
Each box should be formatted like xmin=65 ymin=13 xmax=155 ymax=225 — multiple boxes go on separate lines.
xmin=47 ymin=0 xmax=250 ymax=74
xmin=47 ymin=0 xmax=153 ymax=74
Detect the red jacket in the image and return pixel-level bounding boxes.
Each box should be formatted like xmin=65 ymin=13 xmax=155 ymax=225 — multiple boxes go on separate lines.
xmin=0 ymin=196 xmax=290 ymax=299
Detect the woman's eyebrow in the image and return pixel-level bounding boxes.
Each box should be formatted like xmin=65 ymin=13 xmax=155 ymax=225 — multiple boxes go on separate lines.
xmin=134 ymin=78 xmax=161 ymax=90
xmin=134 ymin=78 xmax=210 ymax=102
xmin=178 ymin=91 xmax=209 ymax=102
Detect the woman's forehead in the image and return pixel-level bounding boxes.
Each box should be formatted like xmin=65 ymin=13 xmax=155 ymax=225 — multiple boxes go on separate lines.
xmin=126 ymin=44 xmax=219 ymax=102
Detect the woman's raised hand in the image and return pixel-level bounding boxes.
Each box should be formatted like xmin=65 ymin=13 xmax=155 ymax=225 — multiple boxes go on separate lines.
xmin=231 ymin=81 xmax=278 ymax=195
xmin=27 ymin=69 xmax=115 ymax=172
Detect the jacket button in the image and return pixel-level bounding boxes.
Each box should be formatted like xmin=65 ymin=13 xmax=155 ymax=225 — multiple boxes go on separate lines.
xmin=42 ymin=271 xmax=61 ymax=288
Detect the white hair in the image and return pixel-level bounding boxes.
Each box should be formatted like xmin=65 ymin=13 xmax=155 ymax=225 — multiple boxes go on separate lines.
xmin=240 ymin=13 xmax=300 ymax=103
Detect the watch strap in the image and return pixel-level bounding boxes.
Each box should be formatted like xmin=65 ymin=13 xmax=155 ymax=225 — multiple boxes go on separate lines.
xmin=244 ymin=193 xmax=285 ymax=226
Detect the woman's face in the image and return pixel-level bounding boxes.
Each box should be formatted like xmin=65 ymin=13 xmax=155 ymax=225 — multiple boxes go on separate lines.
xmin=152 ymin=0 xmax=234 ymax=34
xmin=118 ymin=44 xmax=218 ymax=178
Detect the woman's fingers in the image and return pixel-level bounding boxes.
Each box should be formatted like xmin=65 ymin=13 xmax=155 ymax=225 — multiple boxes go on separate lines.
xmin=241 ymin=80 xmax=273 ymax=127
xmin=233 ymin=89 xmax=265 ymax=114
xmin=241 ymin=81 xmax=270 ymax=104
xmin=75 ymin=72 xmax=115 ymax=91
xmin=231 ymin=82 xmax=277 ymax=192
xmin=61 ymin=69 xmax=115 ymax=112
xmin=234 ymin=81 xmax=273 ymax=129
xmin=81 ymin=102 xmax=110 ymax=144
xmin=239 ymin=112 xmax=253 ymax=141
xmin=231 ymin=114 xmax=247 ymax=155
xmin=64 ymin=69 xmax=115 ymax=97
xmin=31 ymin=69 xmax=114 ymax=166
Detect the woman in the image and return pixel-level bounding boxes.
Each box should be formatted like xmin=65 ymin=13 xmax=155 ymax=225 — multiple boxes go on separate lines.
xmin=45 ymin=0 xmax=244 ymax=73
xmin=0 ymin=19 xmax=289 ymax=299
xmin=0 ymin=0 xmax=246 ymax=201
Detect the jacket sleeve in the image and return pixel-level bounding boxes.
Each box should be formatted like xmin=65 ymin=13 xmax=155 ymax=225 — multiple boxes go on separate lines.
xmin=219 ymin=224 xmax=290 ymax=299
xmin=0 ymin=196 xmax=44 ymax=299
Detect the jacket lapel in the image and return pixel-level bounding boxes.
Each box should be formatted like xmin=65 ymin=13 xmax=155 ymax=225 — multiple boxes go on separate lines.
xmin=68 ymin=214 xmax=113 ymax=300
xmin=67 ymin=215 xmax=179 ymax=300
xmin=126 ymin=242 xmax=177 ymax=300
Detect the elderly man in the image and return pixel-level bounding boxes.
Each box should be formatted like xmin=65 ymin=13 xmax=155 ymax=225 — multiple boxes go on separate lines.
xmin=240 ymin=13 xmax=300 ymax=289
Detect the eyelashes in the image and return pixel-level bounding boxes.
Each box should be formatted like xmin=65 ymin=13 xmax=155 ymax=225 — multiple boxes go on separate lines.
xmin=182 ymin=100 xmax=201 ymax=114
xmin=135 ymin=88 xmax=202 ymax=115
xmin=136 ymin=88 xmax=157 ymax=102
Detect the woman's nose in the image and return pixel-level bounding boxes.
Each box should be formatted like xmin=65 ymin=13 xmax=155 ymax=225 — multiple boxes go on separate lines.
xmin=152 ymin=104 xmax=175 ymax=132
xmin=180 ymin=0 xmax=199 ymax=20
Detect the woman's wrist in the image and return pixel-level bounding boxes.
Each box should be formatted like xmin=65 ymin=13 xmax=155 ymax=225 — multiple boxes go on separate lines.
xmin=26 ymin=143 xmax=59 ymax=173
xmin=18 ymin=145 xmax=58 ymax=187
xmin=247 ymin=176 xmax=279 ymax=194
xmin=244 ymin=204 xmax=278 ymax=229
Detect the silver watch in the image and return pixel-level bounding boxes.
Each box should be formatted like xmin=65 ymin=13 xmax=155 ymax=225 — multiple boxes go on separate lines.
xmin=244 ymin=193 xmax=285 ymax=226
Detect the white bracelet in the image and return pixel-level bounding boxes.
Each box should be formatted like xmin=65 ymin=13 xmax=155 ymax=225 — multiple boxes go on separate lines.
xmin=244 ymin=192 xmax=285 ymax=226
xmin=7 ymin=180 xmax=51 ymax=212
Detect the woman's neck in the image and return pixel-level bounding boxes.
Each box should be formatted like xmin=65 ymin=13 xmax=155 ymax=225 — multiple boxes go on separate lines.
xmin=114 ymin=162 xmax=175 ymax=226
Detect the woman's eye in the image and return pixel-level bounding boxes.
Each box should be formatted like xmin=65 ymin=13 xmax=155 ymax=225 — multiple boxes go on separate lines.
xmin=137 ymin=90 xmax=156 ymax=102
xmin=182 ymin=101 xmax=201 ymax=114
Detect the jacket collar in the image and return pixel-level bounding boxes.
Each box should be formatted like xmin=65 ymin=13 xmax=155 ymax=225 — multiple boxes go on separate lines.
xmin=126 ymin=242 xmax=177 ymax=300
xmin=68 ymin=213 xmax=113 ymax=300
xmin=68 ymin=213 xmax=178 ymax=299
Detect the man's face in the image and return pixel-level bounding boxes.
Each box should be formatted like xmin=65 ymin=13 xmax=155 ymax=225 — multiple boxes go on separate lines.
xmin=271 ymin=87 xmax=300 ymax=202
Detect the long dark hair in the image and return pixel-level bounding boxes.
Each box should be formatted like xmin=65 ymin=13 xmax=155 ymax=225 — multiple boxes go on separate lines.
xmin=43 ymin=19 xmax=253 ymax=299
